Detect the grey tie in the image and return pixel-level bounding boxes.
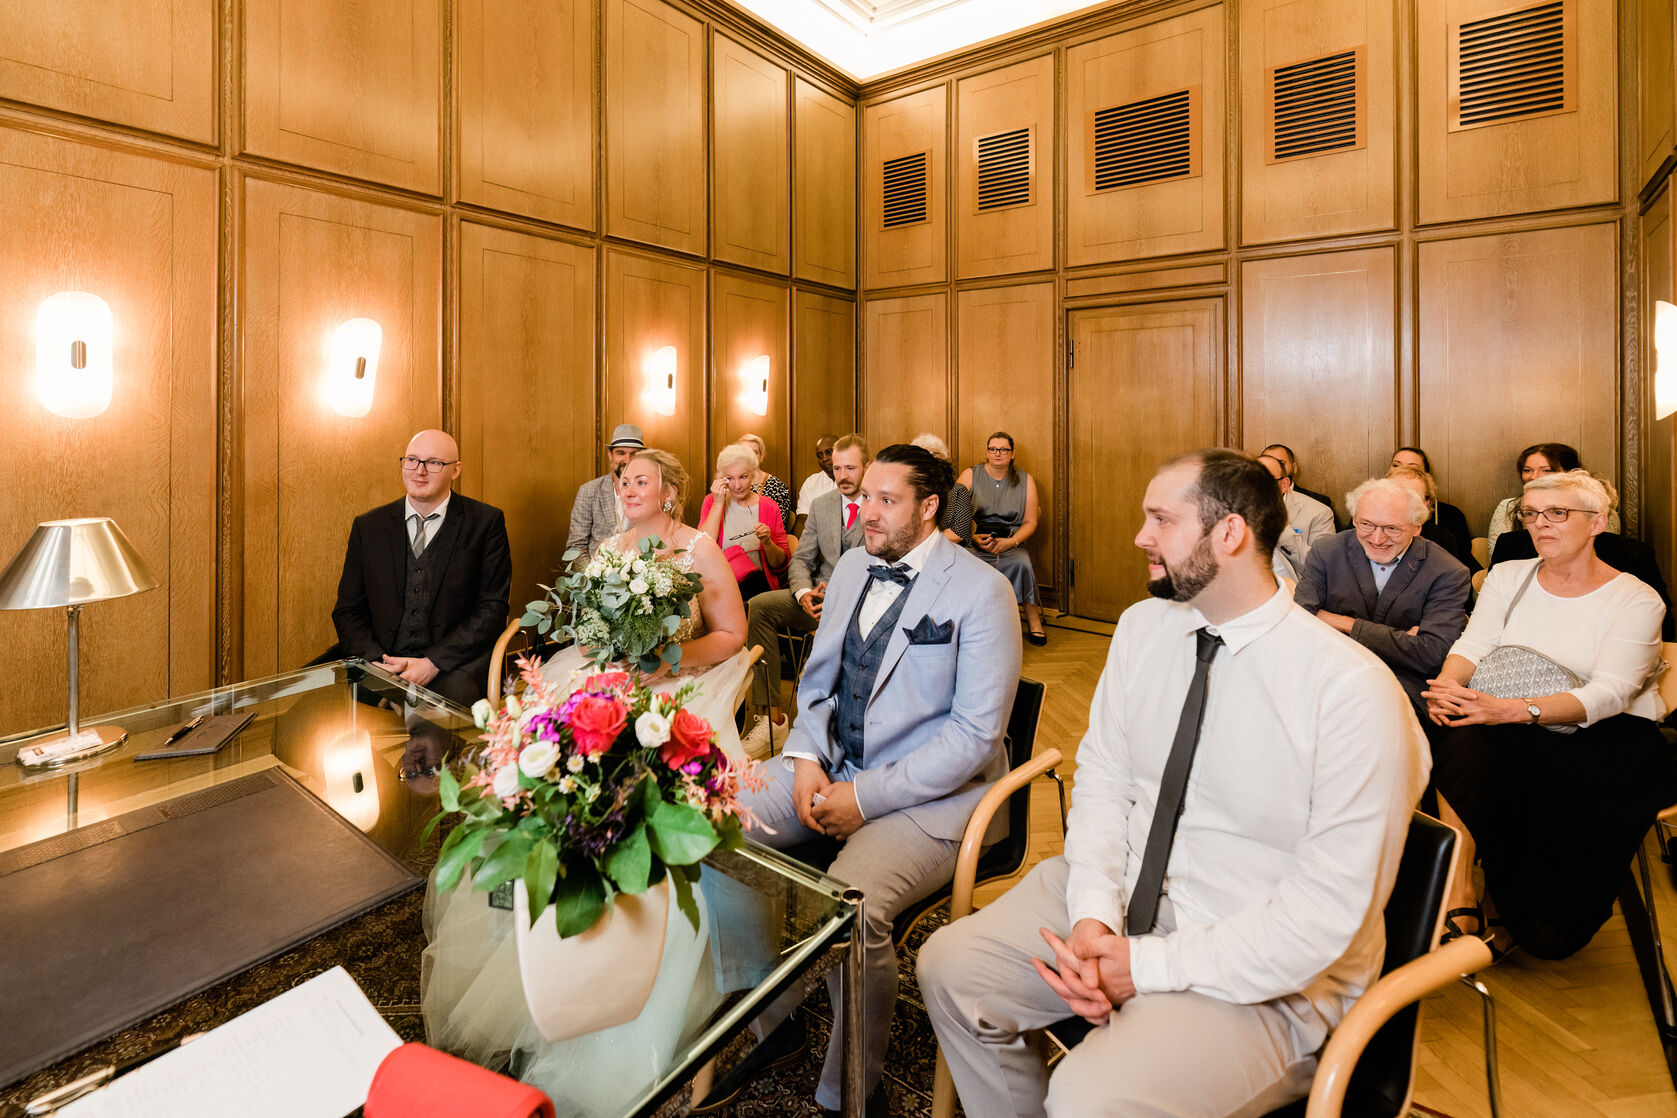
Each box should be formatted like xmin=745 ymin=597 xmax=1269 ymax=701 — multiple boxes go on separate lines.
xmin=1126 ymin=627 xmax=1223 ymax=935
xmin=409 ymin=512 xmax=438 ymax=558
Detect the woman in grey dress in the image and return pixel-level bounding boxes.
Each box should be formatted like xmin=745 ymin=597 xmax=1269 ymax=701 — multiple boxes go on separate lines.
xmin=956 ymin=431 xmax=1046 ymax=645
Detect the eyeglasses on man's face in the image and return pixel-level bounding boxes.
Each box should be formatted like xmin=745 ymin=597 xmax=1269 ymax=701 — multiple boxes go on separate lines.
xmin=399 ymin=456 xmax=458 ymax=473
xmin=1517 ymin=505 xmax=1596 ymax=524
xmin=1352 ymin=518 xmax=1409 ymax=539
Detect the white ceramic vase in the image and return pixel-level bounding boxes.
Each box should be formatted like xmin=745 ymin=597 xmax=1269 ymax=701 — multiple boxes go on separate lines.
xmin=513 ymin=878 xmax=670 ymax=1042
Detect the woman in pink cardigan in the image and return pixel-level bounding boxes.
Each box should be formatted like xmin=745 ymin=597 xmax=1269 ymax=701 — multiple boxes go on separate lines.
xmin=698 ymin=441 xmax=790 ymax=599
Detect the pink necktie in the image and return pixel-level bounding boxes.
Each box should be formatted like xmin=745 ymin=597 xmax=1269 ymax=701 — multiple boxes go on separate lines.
xmin=845 ymin=502 xmax=858 ymax=530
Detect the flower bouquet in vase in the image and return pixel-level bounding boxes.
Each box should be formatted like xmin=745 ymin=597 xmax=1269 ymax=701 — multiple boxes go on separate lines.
xmin=425 ymin=663 xmax=758 ymax=1042
xmin=520 ymin=537 xmax=703 ymax=675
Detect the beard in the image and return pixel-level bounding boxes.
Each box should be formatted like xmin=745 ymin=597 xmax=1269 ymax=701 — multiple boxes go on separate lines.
xmin=866 ymin=518 xmax=923 ymax=563
xmin=1146 ymin=530 xmax=1219 ymax=602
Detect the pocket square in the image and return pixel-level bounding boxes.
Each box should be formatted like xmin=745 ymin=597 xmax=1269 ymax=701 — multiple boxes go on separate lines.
xmin=905 ymin=616 xmax=953 ymax=645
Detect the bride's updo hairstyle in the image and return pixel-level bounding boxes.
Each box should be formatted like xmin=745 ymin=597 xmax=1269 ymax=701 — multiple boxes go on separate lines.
xmin=632 ymin=448 xmax=690 ymax=513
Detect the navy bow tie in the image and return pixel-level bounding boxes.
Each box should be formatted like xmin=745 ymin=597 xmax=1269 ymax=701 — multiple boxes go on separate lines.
xmin=867 ymin=563 xmax=914 ymax=586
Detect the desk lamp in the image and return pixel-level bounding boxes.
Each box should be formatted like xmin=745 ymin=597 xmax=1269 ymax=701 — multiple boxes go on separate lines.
xmin=0 ymin=518 xmax=159 ymax=767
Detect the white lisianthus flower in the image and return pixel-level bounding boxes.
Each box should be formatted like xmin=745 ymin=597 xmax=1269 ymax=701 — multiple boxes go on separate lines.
xmin=518 ymin=741 xmax=559 ymax=779
xmin=491 ymin=763 xmax=521 ymax=799
xmin=471 ymin=698 xmax=494 ymax=728
xmin=566 ymin=754 xmax=584 ymax=773
xmin=629 ymin=577 xmax=649 ymax=595
xmin=636 ymin=710 xmax=672 ymax=748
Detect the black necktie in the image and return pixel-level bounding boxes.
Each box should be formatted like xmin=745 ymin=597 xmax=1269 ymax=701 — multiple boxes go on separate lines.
xmin=866 ymin=563 xmax=913 ymax=586
xmin=1126 ymin=627 xmax=1223 ymax=935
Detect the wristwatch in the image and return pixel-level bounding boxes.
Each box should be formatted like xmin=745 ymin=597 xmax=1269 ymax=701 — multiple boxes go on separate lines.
xmin=1523 ymin=700 xmax=1541 ymax=723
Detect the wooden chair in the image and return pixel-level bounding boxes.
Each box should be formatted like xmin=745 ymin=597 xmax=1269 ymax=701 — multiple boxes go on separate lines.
xmin=486 ymin=618 xmax=523 ymax=707
xmin=1472 ymin=568 xmax=1487 ymax=594
xmin=1471 ymin=537 xmax=1490 ymax=569
xmin=1018 ymin=814 xmax=1501 ymax=1118
xmin=1632 ymin=641 xmax=1677 ymax=1031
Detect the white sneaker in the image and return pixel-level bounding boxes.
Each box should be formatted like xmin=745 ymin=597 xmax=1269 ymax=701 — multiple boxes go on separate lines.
xmin=742 ymin=717 xmax=773 ymax=761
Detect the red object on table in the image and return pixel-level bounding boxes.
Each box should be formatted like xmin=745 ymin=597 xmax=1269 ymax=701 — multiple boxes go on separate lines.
xmin=365 ymin=1042 xmax=555 ymax=1118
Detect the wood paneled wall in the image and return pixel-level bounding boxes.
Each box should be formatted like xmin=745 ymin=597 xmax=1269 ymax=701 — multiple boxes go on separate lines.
xmin=860 ymin=0 xmax=1643 ymax=619
xmin=0 ymin=0 xmax=857 ymax=737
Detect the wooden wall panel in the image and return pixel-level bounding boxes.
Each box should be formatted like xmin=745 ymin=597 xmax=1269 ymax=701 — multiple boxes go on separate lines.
xmin=1065 ymin=7 xmax=1226 ymax=266
xmin=714 ymin=36 xmax=790 ymax=274
xmin=606 ymin=0 xmax=706 ymax=255
xmin=1241 ymin=248 xmax=1397 ymax=523
xmin=711 ymin=273 xmax=791 ymax=485
xmin=457 ymin=223 xmax=596 ymax=614
xmin=956 ymin=55 xmax=1056 ymax=278
xmin=0 ymin=0 xmax=215 ymax=144
xmin=0 ymin=127 xmax=216 ymax=735
xmin=1417 ymin=225 xmax=1619 ymax=535
xmin=1069 ymin=300 xmax=1221 ymax=621
xmin=795 ymin=80 xmax=857 ymax=288
xmin=456 ymin=0 xmax=595 ymax=230
xmin=1641 ymin=0 xmax=1676 ymax=189
xmin=863 ymin=293 xmax=948 ymax=444
xmin=245 ymin=0 xmax=442 ymax=193
xmin=1239 ymin=0 xmax=1395 ymax=244
xmin=863 ymin=86 xmax=948 ymax=288
xmin=792 ymin=290 xmax=857 ymax=469
xmin=603 ymin=249 xmax=708 ymax=519
xmin=241 ymin=179 xmax=444 ymax=678
xmin=956 ymin=283 xmax=1056 ymax=588
xmin=1416 ymin=0 xmax=1616 ymax=223
xmin=1643 ymin=189 xmax=1675 ymax=585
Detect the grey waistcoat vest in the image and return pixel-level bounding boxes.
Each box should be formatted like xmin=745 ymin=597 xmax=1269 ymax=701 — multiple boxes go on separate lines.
xmin=833 ymin=580 xmax=915 ymax=771
xmin=392 ymin=542 xmax=435 ymax=656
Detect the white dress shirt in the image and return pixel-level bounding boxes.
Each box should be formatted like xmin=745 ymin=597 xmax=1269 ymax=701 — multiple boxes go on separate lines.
xmin=856 ymin=530 xmax=938 ymax=638
xmin=1064 ymin=587 xmax=1429 ymax=1032
xmin=797 ymin=471 xmax=837 ymax=516
xmin=404 ymin=494 xmax=450 ymax=551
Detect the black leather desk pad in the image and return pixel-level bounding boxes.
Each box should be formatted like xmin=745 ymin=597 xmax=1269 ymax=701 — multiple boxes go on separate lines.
xmin=0 ymin=768 xmax=421 ymax=1088
xmin=134 ymin=712 xmax=255 ymax=760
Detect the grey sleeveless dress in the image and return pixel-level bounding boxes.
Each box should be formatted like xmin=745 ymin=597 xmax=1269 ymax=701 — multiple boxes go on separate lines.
xmin=967 ymin=464 xmax=1038 ymax=605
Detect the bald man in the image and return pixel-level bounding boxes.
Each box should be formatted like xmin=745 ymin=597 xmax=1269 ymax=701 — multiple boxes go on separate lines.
xmin=332 ymin=429 xmax=512 ymax=707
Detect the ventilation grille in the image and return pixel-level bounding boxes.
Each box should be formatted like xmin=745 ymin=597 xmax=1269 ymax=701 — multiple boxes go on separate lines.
xmin=975 ymin=127 xmax=1033 ymax=211
xmin=1451 ymin=0 xmax=1573 ymax=130
xmin=1267 ymin=48 xmax=1365 ymax=162
xmin=1088 ymin=88 xmax=1198 ymax=192
xmin=881 ymin=151 xmax=929 ymax=228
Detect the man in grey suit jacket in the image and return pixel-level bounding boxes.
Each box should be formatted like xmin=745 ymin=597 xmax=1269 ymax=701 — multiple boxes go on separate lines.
xmin=1292 ymin=475 xmax=1470 ymax=716
xmin=1261 ymin=453 xmax=1335 ymax=579
xmin=564 ymin=423 xmax=643 ymax=562
xmin=742 ymin=435 xmax=868 ymax=750
xmin=743 ymin=443 xmax=1021 ymax=1116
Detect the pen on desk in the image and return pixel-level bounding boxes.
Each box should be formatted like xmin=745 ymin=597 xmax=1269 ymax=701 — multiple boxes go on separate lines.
xmin=159 ymin=714 xmax=206 ymax=749
xmin=24 ymin=1033 xmax=205 ymax=1115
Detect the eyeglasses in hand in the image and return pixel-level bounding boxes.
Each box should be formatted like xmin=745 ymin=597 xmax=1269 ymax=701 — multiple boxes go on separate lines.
xmin=1517 ymin=506 xmax=1596 ymax=524
xmin=399 ymin=456 xmax=458 ymax=473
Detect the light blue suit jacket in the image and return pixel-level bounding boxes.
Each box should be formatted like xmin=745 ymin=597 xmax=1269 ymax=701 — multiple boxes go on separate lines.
xmin=782 ymin=532 xmax=1022 ymax=841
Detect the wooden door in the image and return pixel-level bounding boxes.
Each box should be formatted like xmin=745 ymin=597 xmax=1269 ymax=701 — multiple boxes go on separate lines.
xmin=1068 ymin=300 xmax=1221 ymax=621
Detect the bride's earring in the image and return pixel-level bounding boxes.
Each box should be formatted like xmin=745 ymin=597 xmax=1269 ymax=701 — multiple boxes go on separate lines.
xmin=663 ymin=499 xmax=675 ymax=513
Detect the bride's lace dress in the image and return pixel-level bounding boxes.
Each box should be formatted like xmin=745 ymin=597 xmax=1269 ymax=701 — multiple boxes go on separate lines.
xmin=420 ymin=530 xmax=749 ymax=1114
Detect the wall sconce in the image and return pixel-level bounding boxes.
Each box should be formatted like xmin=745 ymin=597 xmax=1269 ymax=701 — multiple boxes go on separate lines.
xmin=645 ymin=345 xmax=677 ymax=417
xmin=743 ymin=354 xmax=771 ymax=417
xmin=324 ymin=317 xmax=382 ymax=418
xmin=36 ymin=292 xmax=114 ymax=419
xmin=1656 ymin=300 xmax=1677 ymax=421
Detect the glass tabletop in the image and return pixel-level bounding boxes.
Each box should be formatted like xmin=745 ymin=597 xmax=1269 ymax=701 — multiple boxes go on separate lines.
xmin=0 ymin=661 xmax=857 ymax=1117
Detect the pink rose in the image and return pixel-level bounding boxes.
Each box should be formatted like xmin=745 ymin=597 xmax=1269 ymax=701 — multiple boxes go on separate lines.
xmin=569 ymin=695 xmax=628 ymax=756
xmin=580 ymin=671 xmax=632 ymax=693
xmin=660 ymin=708 xmax=714 ymax=769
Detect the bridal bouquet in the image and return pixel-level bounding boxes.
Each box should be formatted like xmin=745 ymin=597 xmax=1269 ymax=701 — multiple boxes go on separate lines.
xmin=521 ymin=537 xmax=703 ymax=674
xmin=426 ymin=661 xmax=758 ymax=937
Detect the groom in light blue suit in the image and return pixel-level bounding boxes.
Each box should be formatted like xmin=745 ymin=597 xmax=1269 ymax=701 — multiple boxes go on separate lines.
xmin=743 ymin=442 xmax=1022 ymax=1116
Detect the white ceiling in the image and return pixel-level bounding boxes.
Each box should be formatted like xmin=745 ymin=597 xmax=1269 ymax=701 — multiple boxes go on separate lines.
xmin=729 ymin=0 xmax=1115 ymax=79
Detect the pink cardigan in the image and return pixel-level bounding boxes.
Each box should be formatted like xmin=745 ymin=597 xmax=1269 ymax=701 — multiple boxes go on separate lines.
xmin=699 ymin=493 xmax=791 ymax=590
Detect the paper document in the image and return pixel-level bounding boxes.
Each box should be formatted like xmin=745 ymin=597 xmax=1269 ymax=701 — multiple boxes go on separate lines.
xmin=61 ymin=966 xmax=401 ymax=1118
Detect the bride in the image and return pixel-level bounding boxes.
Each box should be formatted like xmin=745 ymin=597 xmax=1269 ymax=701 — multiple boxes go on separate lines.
xmin=422 ymin=448 xmax=752 ymax=1115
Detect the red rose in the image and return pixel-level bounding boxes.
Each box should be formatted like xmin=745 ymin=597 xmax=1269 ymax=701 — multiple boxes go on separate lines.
xmin=569 ymin=695 xmax=628 ymax=756
xmin=580 ymin=671 xmax=632 ymax=693
xmin=660 ymin=708 xmax=714 ymax=769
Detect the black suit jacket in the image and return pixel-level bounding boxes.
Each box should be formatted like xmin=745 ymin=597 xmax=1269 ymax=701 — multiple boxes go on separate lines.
xmin=1489 ymin=528 xmax=1675 ymax=640
xmin=332 ymin=493 xmax=512 ymax=673
xmin=1294 ymin=532 xmax=1471 ymax=713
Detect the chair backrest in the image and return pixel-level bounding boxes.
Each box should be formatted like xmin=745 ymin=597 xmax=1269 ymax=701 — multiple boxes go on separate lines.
xmin=992 ymin=678 xmax=1047 ymax=868
xmin=1472 ymin=568 xmax=1487 ymax=595
xmin=1471 ymin=537 xmax=1490 ymax=568
xmin=1658 ymin=643 xmax=1677 ymax=713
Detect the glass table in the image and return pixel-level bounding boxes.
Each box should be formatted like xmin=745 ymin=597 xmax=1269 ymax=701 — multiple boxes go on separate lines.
xmin=0 ymin=660 xmax=863 ymax=1118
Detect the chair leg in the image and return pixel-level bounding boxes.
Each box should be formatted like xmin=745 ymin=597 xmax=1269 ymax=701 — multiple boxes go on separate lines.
xmin=1047 ymin=767 xmax=1067 ymax=832
xmin=930 ymin=1052 xmax=957 ymax=1118
xmin=1460 ymin=974 xmax=1502 ymax=1118
xmin=1636 ymin=839 xmax=1677 ymax=1031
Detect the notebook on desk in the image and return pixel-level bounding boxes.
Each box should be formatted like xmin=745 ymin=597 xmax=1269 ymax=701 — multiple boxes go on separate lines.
xmin=134 ymin=712 xmax=254 ymax=760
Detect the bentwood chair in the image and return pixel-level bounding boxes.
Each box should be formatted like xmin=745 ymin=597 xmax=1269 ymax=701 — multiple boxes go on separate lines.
xmin=1471 ymin=536 xmax=1491 ymax=569
xmin=1021 ymin=813 xmax=1502 ymax=1118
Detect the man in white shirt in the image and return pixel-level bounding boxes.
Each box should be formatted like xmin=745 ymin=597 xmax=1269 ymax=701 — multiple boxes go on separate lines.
xmin=792 ymin=434 xmax=839 ymax=536
xmin=1261 ymin=451 xmax=1335 ymax=580
xmin=919 ymin=448 xmax=1429 ymax=1118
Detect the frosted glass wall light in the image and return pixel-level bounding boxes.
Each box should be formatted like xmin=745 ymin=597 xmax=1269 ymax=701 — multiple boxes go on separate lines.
xmin=324 ymin=318 xmax=382 ymax=418
xmin=744 ymin=354 xmax=770 ymax=417
xmin=36 ymin=292 xmax=114 ymax=419
xmin=646 ymin=346 xmax=677 ymax=417
xmin=1656 ymin=300 xmax=1677 ymax=421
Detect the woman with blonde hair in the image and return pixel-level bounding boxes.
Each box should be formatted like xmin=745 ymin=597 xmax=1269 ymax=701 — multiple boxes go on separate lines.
xmin=736 ymin=432 xmax=794 ymax=533
xmin=699 ymin=441 xmax=791 ymax=600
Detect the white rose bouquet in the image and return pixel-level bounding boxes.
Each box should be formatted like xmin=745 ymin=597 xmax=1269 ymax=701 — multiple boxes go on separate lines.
xmin=520 ymin=536 xmax=703 ymax=674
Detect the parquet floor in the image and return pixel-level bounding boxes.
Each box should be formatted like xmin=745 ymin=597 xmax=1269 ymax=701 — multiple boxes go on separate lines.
xmin=1000 ymin=624 xmax=1677 ymax=1118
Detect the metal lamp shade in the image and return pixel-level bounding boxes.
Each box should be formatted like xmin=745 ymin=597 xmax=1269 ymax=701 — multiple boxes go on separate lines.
xmin=0 ymin=518 xmax=159 ymax=611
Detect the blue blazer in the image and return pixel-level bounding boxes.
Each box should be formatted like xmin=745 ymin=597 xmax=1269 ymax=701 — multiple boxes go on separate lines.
xmin=1293 ymin=531 xmax=1470 ymax=712
xmin=781 ymin=532 xmax=1021 ymax=841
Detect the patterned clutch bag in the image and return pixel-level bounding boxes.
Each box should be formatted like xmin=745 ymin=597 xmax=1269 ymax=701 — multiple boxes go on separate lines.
xmin=1467 ymin=644 xmax=1583 ymax=699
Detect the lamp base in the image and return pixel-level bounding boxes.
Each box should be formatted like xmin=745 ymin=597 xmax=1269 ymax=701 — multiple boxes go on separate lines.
xmin=16 ymin=725 xmax=128 ymax=769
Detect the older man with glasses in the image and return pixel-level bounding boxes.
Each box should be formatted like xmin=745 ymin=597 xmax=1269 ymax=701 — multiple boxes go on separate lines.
xmin=1291 ymin=475 xmax=1470 ymax=718
xmin=332 ymin=428 xmax=512 ymax=707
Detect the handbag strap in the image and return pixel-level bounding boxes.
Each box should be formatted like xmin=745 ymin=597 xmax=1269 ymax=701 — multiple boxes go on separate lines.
xmin=1502 ymin=561 xmax=1543 ymax=627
